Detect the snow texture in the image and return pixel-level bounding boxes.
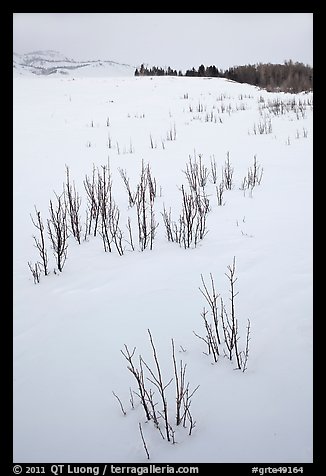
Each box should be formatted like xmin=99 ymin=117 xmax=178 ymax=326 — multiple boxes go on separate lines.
xmin=13 ymin=73 xmax=313 ymax=463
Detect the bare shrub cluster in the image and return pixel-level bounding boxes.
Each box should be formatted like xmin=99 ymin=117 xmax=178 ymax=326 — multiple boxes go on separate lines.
xmin=29 ymin=190 xmax=70 ymax=281
xmin=194 ymin=257 xmax=251 ymax=372
xmin=119 ymin=161 xmax=159 ymax=251
xmin=135 ymin=161 xmax=159 ymax=251
xmin=258 ymin=96 xmax=313 ymax=120
xmin=28 ymin=151 xmax=263 ymax=282
xmin=28 ymin=160 xmax=161 ymax=282
xmin=65 ymin=166 xmax=82 ymax=244
xmin=83 ymin=159 xmax=159 ymax=254
xmin=222 ymin=152 xmax=234 ymax=190
xmin=252 ymin=116 xmax=272 ymax=135
xmin=83 ymin=161 xmax=124 ymax=255
xmin=114 ymin=259 xmax=252 ymax=458
xmin=240 ymin=155 xmax=264 ymax=196
xmin=162 ymin=151 xmax=247 ymax=246
xmin=48 ymin=193 xmax=69 ymax=273
xmin=115 ymin=330 xmax=199 ymax=457
xmin=161 ymin=153 xmax=210 ymax=249
xmin=29 ymin=206 xmax=49 ymax=279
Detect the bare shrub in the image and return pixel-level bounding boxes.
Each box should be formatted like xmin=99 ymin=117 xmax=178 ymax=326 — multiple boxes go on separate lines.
xmin=183 ymin=153 xmax=209 ymax=192
xmin=64 ymin=165 xmax=82 ymax=244
xmin=162 ymin=177 xmax=209 ymax=249
xmin=47 ymin=193 xmax=69 ymax=273
xmin=216 ymin=181 xmax=225 ymax=206
xmin=222 ymin=152 xmax=233 ymax=190
xmin=97 ymin=163 xmax=124 ymax=255
xmin=135 ymin=161 xmax=158 ymax=251
xmin=120 ymin=330 xmax=199 ymax=448
xmin=119 ymin=168 xmax=137 ymax=207
xmin=27 ymin=261 xmax=41 ymax=284
xmin=84 ymin=164 xmax=101 ymax=238
xmin=253 ymin=116 xmax=272 ymax=135
xmin=210 ymin=155 xmax=218 ymax=184
xmin=166 ymin=123 xmax=177 ymax=141
xmin=30 ymin=206 xmax=49 ymax=276
xmin=195 ymin=258 xmax=251 ymax=371
xmin=240 ymin=156 xmax=263 ymax=196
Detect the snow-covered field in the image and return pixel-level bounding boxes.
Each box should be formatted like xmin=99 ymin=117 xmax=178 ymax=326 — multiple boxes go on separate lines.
xmin=13 ymin=74 xmax=313 ymax=463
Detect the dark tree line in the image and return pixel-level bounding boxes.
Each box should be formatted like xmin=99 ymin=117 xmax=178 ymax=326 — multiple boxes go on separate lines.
xmin=135 ymin=64 xmax=182 ymax=77
xmin=135 ymin=61 xmax=313 ymax=93
xmin=184 ymin=64 xmax=220 ymax=77
xmin=223 ymin=61 xmax=313 ymax=93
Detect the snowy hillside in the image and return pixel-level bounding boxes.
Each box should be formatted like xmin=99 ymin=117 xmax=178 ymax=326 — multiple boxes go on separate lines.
xmin=13 ymin=50 xmax=135 ymax=77
xmin=13 ymin=75 xmax=313 ymax=464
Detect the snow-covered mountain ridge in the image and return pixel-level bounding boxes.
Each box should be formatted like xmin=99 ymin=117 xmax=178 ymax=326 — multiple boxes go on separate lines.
xmin=13 ymin=50 xmax=136 ymax=77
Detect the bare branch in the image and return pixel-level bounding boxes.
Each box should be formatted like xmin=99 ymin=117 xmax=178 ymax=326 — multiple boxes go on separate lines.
xmin=242 ymin=319 xmax=251 ymax=372
xmin=47 ymin=192 xmax=69 ymax=273
xmin=120 ymin=345 xmax=151 ymax=421
xmin=138 ymin=422 xmax=150 ymax=460
xmin=27 ymin=261 xmax=41 ymax=284
xmin=112 ymin=391 xmax=126 ymax=416
xmin=30 ymin=206 xmax=49 ymax=276
xmin=147 ymin=329 xmax=171 ymax=441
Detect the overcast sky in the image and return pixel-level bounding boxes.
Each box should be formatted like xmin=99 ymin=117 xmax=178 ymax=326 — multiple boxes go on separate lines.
xmin=13 ymin=13 xmax=313 ymax=71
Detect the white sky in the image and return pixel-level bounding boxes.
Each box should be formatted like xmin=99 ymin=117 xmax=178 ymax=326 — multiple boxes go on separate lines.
xmin=13 ymin=13 xmax=313 ymax=71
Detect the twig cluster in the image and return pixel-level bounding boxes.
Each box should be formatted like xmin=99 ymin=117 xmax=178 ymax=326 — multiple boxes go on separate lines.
xmin=216 ymin=181 xmax=225 ymax=206
xmin=28 ymin=160 xmax=160 ymax=282
xmin=30 ymin=206 xmax=49 ymax=276
xmin=222 ymin=152 xmax=234 ymax=190
xmin=162 ymin=153 xmax=210 ymax=249
xmin=194 ymin=257 xmax=251 ymax=372
xmin=29 ymin=192 xmax=70 ymax=281
xmin=47 ymin=192 xmax=69 ymax=273
xmin=84 ymin=161 xmax=124 ymax=255
xmin=28 ymin=149 xmax=264 ymax=282
xmin=259 ymin=96 xmax=312 ymax=120
xmin=210 ymin=155 xmax=218 ymax=184
xmin=135 ymin=161 xmax=159 ymax=251
xmin=119 ymin=168 xmax=137 ymax=207
xmin=240 ymin=155 xmax=264 ymax=196
xmin=162 ymin=184 xmax=209 ymax=249
xmin=184 ymin=153 xmax=209 ymax=190
xmin=166 ymin=123 xmax=177 ymax=141
xmin=252 ymin=116 xmax=272 ymax=135
xmin=193 ymin=274 xmax=221 ymax=362
xmin=65 ymin=165 xmax=82 ymax=244
xmin=118 ymin=329 xmax=199 ymax=457
xmin=27 ymin=261 xmax=41 ymax=284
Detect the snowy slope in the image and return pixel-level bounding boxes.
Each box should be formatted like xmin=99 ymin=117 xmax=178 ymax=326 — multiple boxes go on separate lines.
xmin=13 ymin=50 xmax=135 ymax=77
xmin=13 ymin=75 xmax=313 ymax=463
